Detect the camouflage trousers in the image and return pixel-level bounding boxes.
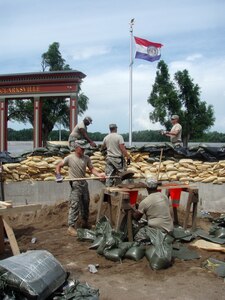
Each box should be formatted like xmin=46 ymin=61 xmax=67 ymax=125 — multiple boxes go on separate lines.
xmin=105 ymin=156 xmax=126 ymax=187
xmin=68 ymin=181 xmax=90 ymax=227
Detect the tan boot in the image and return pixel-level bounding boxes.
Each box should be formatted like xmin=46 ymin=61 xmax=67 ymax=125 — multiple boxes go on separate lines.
xmin=67 ymin=226 xmax=77 ymax=237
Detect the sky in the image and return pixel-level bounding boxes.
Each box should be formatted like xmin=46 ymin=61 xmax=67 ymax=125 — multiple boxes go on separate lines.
xmin=1 ymin=0 xmax=225 ymax=135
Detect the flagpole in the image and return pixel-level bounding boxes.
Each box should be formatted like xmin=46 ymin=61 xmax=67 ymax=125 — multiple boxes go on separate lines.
xmin=129 ymin=18 xmax=134 ymax=147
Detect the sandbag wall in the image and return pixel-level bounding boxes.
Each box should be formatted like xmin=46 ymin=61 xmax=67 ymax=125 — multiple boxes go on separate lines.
xmin=2 ymin=151 xmax=225 ymax=184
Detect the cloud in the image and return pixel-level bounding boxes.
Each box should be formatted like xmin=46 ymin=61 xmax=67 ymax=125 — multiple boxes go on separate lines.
xmin=72 ymin=46 xmax=111 ymax=60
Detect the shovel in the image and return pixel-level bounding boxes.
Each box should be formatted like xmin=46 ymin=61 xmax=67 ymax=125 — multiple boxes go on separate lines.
xmin=63 ymin=170 xmax=135 ymax=182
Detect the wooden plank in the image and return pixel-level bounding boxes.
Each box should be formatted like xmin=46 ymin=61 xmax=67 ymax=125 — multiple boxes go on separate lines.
xmin=0 ymin=204 xmax=41 ymax=216
xmin=0 ymin=201 xmax=12 ymax=208
xmin=3 ymin=216 xmax=20 ymax=255
xmin=127 ymin=210 xmax=133 ymax=242
xmin=96 ymin=190 xmax=105 ymax=223
xmin=158 ymin=184 xmax=198 ymax=190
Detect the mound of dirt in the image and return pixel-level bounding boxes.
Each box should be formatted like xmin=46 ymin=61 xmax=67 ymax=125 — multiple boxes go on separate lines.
xmin=1 ymin=202 xmax=225 ymax=300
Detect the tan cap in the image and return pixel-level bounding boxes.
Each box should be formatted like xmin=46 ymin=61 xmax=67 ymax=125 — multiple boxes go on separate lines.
xmin=146 ymin=177 xmax=158 ymax=189
xmin=109 ymin=123 xmax=117 ymax=129
xmin=84 ymin=116 xmax=93 ymax=124
xmin=171 ymin=115 xmax=179 ymax=120
xmin=74 ymin=140 xmax=88 ymax=149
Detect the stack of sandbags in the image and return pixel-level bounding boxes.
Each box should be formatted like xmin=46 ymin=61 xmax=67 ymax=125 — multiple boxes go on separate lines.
xmin=2 ymin=152 xmax=225 ymax=185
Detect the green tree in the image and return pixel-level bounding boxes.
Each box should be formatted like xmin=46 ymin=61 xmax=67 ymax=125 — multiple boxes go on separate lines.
xmin=148 ymin=60 xmax=215 ymax=147
xmin=8 ymin=42 xmax=89 ymax=146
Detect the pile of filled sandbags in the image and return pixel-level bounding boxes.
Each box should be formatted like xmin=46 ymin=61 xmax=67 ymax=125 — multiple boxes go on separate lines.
xmin=2 ymin=150 xmax=225 ymax=184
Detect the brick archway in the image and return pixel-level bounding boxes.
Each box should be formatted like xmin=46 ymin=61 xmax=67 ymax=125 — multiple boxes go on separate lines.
xmin=0 ymin=70 xmax=86 ymax=151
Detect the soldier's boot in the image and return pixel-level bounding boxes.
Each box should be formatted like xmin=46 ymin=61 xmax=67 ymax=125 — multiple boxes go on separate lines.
xmin=67 ymin=226 xmax=77 ymax=237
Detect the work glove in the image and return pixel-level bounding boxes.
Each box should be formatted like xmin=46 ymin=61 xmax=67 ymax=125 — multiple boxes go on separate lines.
xmin=127 ymin=158 xmax=131 ymax=165
xmin=55 ymin=173 xmax=63 ymax=183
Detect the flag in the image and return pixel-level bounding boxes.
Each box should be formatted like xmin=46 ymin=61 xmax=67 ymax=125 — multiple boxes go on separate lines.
xmin=134 ymin=36 xmax=163 ymax=62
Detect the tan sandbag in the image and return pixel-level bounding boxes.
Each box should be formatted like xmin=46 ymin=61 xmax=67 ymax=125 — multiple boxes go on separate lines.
xmin=44 ymin=176 xmax=56 ymax=181
xmin=12 ymin=173 xmax=20 ymax=180
xmin=191 ymin=239 xmax=225 ymax=253
xmin=36 ymin=161 xmax=49 ymax=169
xmin=31 ymin=156 xmax=42 ymax=162
xmin=17 ymin=165 xmax=29 ymax=171
xmin=166 ymin=164 xmax=178 ymax=171
xmin=193 ymin=176 xmax=202 ymax=182
xmin=201 ymin=176 xmax=217 ymax=183
xmin=216 ymin=176 xmax=225 ymax=183
xmin=53 ymin=159 xmax=63 ymax=166
xmin=178 ymin=167 xmax=192 ymax=172
xmin=44 ymin=157 xmax=56 ymax=163
xmin=3 ymin=163 xmax=20 ymax=169
xmin=141 ymin=166 xmax=151 ymax=172
xmin=28 ymin=167 xmax=40 ymax=175
xmin=179 ymin=159 xmax=194 ymax=164
xmin=25 ymin=161 xmax=37 ymax=167
xmin=2 ymin=165 xmax=10 ymax=173
xmin=163 ymin=160 xmax=176 ymax=166
xmin=176 ymin=172 xmax=190 ymax=178
xmin=149 ymin=167 xmax=157 ymax=173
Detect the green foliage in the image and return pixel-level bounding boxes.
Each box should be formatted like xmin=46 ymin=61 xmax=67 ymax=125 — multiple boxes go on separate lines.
xmin=41 ymin=42 xmax=71 ymax=71
xmin=8 ymin=128 xmax=33 ymax=141
xmin=8 ymin=128 xmax=225 ymax=143
xmin=148 ymin=60 xmax=215 ymax=147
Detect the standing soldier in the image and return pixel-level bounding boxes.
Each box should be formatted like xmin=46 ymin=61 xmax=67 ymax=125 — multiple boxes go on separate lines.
xmin=55 ymin=140 xmax=105 ymax=236
xmin=163 ymin=115 xmax=182 ymax=147
xmin=101 ymin=124 xmax=130 ymax=187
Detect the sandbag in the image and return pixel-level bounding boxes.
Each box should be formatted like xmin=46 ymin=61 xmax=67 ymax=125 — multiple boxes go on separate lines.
xmin=89 ymin=236 xmax=104 ymax=250
xmin=0 ymin=250 xmax=67 ymax=300
xmin=125 ymin=243 xmax=146 ymax=261
xmin=77 ymin=229 xmax=96 ymax=242
xmin=54 ymin=279 xmax=100 ymax=300
xmin=144 ymin=228 xmax=173 ymax=270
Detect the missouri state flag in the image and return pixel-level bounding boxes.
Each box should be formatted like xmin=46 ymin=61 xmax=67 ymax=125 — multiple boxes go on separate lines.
xmin=134 ymin=36 xmax=163 ymax=62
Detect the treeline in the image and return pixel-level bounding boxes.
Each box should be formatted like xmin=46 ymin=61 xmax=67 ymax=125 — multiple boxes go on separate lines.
xmin=7 ymin=128 xmax=225 ymax=143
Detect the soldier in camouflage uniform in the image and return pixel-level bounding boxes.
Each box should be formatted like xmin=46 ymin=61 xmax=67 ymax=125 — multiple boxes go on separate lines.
xmin=56 ymin=140 xmax=105 ymax=237
xmin=101 ymin=124 xmax=130 ymax=187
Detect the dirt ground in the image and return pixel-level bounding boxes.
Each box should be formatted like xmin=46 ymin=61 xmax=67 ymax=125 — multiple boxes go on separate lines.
xmin=1 ymin=200 xmax=225 ymax=300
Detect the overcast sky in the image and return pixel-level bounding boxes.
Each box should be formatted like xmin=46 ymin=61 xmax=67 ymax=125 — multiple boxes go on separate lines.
xmin=1 ymin=0 xmax=225 ymax=134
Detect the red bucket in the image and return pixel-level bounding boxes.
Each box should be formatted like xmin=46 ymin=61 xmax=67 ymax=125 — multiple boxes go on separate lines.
xmin=169 ymin=188 xmax=182 ymax=208
xmin=128 ymin=191 xmax=138 ymax=205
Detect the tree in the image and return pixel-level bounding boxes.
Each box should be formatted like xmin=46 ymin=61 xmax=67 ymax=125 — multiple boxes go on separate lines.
xmin=8 ymin=42 xmax=89 ymax=146
xmin=148 ymin=60 xmax=215 ymax=147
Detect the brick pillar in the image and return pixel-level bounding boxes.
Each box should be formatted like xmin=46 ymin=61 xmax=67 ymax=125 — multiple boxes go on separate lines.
xmin=33 ymin=97 xmax=42 ymax=148
xmin=70 ymin=93 xmax=78 ymax=131
xmin=0 ymin=98 xmax=8 ymax=152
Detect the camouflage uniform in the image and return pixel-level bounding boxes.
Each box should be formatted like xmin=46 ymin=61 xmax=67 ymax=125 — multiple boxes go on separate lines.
xmin=63 ymin=153 xmax=93 ymax=228
xmin=68 ymin=181 xmax=90 ymax=227
xmin=105 ymin=156 xmax=126 ymax=187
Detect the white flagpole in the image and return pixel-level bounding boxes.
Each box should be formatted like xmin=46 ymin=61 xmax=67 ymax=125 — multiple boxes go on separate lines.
xmin=129 ymin=18 xmax=134 ymax=147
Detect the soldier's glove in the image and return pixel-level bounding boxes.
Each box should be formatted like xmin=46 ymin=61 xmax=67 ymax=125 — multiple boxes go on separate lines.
xmin=55 ymin=173 xmax=63 ymax=183
xmin=127 ymin=158 xmax=131 ymax=165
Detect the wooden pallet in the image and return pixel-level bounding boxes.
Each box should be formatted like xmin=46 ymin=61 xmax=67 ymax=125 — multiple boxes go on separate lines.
xmin=0 ymin=203 xmax=42 ymax=255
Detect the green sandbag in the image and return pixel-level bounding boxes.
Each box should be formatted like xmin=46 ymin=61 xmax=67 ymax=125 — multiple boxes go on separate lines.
xmin=103 ymin=248 xmax=125 ymax=262
xmin=77 ymin=229 xmax=96 ymax=242
xmin=172 ymin=245 xmax=200 ymax=260
xmin=144 ymin=228 xmax=173 ymax=270
xmin=125 ymin=244 xmax=146 ymax=261
xmin=96 ymin=231 xmax=121 ymax=255
xmin=202 ymin=258 xmax=225 ymax=278
xmin=103 ymin=242 xmax=132 ymax=262
xmin=89 ymin=236 xmax=104 ymax=250
xmin=145 ymin=245 xmax=172 ymax=270
xmin=195 ymin=229 xmax=225 ymax=244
